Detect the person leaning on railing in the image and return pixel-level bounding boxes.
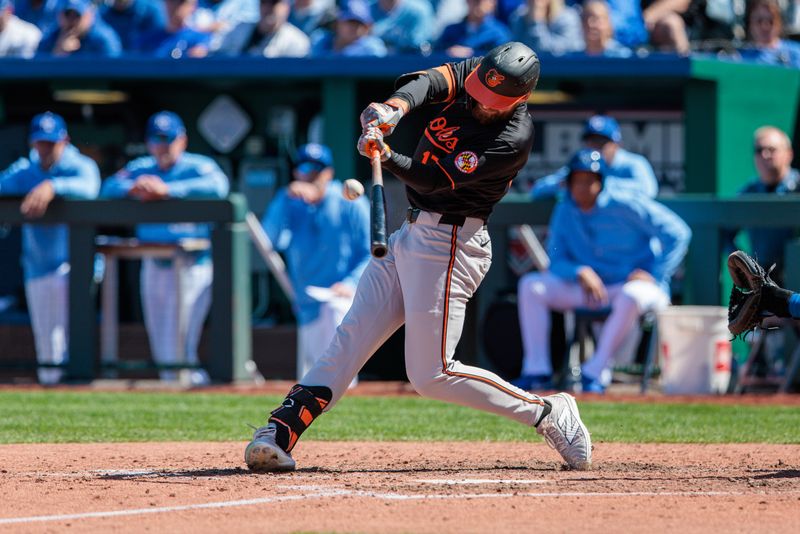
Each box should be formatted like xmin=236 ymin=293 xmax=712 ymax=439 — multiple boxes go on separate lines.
xmin=100 ymin=111 xmax=229 ymax=387
xmin=0 ymin=112 xmax=101 ymax=385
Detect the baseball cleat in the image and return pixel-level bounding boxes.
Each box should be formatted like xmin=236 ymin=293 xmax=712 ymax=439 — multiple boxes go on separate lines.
xmin=245 ymin=423 xmax=296 ymax=472
xmin=536 ymin=393 xmax=592 ymax=470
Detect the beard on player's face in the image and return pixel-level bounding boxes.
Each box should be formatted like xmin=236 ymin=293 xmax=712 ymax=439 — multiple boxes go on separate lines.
xmin=469 ymin=98 xmax=516 ymax=125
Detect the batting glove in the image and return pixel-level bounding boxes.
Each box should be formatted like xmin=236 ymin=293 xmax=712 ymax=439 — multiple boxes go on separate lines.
xmin=357 ymin=127 xmax=391 ymax=162
xmin=359 ymin=101 xmax=404 ymax=136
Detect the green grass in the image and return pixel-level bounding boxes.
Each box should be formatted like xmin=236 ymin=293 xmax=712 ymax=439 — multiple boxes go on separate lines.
xmin=1 ymin=391 xmax=799 ymax=444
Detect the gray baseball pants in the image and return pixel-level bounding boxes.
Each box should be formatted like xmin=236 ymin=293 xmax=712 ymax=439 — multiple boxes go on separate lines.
xmin=302 ymin=210 xmax=547 ymax=426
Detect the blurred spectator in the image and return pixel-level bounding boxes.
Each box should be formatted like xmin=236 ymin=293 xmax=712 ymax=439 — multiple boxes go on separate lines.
xmin=37 ymin=0 xmax=122 ymax=57
xmin=190 ymin=0 xmax=259 ymax=49
xmin=515 ymin=149 xmax=690 ymax=394
xmin=289 ymin=0 xmax=336 ymax=35
xmin=725 ymin=125 xmax=799 ymax=373
xmin=0 ymin=112 xmax=101 ymax=385
xmin=213 ymin=0 xmax=309 ymax=56
xmin=100 ymin=111 xmax=229 ymax=386
xmin=643 ymin=0 xmax=691 ymax=53
xmin=683 ymin=0 xmax=744 ymax=43
xmin=532 ymin=115 xmax=659 ymax=199
xmin=497 ymin=0 xmax=526 ymax=24
xmin=738 ymin=0 xmax=800 ymax=68
xmin=435 ymin=0 xmax=512 ymax=57
xmin=431 ymin=0 xmax=468 ymax=39
xmin=136 ymin=0 xmax=212 ymax=58
xmin=100 ymin=0 xmax=166 ymax=53
xmin=509 ymin=0 xmax=583 ymax=55
xmin=605 ymin=0 xmax=649 ymax=48
xmin=13 ymin=0 xmax=60 ymax=32
xmin=369 ymin=0 xmax=434 ymax=54
xmin=261 ymin=143 xmax=370 ymax=386
xmin=310 ymin=0 xmax=387 ymax=56
xmin=0 ymin=0 xmax=42 ymax=57
xmin=731 ymin=126 xmax=799 ymax=281
xmin=567 ymin=0 xmax=632 ymax=57
xmin=785 ymin=0 xmax=800 ymax=37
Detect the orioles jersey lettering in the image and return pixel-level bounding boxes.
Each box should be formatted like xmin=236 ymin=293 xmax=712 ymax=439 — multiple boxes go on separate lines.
xmin=390 ymin=58 xmax=535 ymax=221
xmin=424 ymin=116 xmax=460 ymax=154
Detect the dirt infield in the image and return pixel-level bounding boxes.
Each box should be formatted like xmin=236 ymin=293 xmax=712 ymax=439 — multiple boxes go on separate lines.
xmin=1 ymin=441 xmax=799 ymax=533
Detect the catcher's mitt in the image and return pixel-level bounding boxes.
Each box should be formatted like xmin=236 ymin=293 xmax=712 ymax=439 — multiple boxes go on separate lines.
xmin=726 ymin=250 xmax=777 ymax=337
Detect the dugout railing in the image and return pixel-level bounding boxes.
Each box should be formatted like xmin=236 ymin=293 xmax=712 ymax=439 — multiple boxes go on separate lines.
xmin=0 ymin=195 xmax=251 ymax=383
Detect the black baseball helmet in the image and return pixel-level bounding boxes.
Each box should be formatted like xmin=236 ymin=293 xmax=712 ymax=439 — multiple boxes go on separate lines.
xmin=465 ymin=42 xmax=540 ymax=110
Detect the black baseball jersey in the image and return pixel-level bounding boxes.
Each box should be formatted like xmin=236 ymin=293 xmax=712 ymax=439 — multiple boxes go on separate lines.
xmin=382 ymin=57 xmax=535 ymax=222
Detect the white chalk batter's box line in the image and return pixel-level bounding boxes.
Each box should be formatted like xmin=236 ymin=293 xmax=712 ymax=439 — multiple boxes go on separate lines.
xmin=14 ymin=469 xmax=336 ymax=480
xmin=3 ymin=485 xmax=800 ymax=526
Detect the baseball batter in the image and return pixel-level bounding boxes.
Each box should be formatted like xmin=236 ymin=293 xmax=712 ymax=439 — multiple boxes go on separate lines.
xmin=246 ymin=42 xmax=592 ymax=472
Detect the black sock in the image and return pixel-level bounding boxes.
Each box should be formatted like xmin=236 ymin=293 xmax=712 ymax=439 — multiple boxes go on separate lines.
xmin=762 ymin=285 xmax=793 ymax=318
xmin=269 ymin=384 xmax=332 ymax=452
xmin=534 ymin=399 xmax=552 ymax=427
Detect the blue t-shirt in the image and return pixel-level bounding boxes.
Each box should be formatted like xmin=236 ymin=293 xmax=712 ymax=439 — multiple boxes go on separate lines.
xmin=13 ymin=0 xmax=60 ymax=32
xmin=0 ymin=145 xmax=101 ymax=280
xmin=738 ymin=40 xmax=800 ymax=69
xmin=736 ymin=169 xmax=800 ymax=272
xmin=310 ymin=31 xmax=387 ymax=57
xmin=100 ymin=0 xmax=166 ymax=52
xmin=509 ymin=4 xmax=583 ymax=56
xmin=606 ymin=0 xmax=648 ymax=48
xmin=37 ymin=20 xmax=122 ymax=57
xmin=435 ymin=16 xmax=512 ymax=54
xmin=369 ymin=0 xmax=434 ymax=53
xmin=136 ymin=27 xmax=212 ymax=58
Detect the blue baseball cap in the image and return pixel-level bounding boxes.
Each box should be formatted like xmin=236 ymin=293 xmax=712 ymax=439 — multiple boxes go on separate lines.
xmin=294 ymin=143 xmax=333 ymax=175
xmin=29 ymin=112 xmax=69 ymax=143
xmin=338 ymin=0 xmax=372 ymax=25
xmin=582 ymin=115 xmax=622 ymax=144
xmin=60 ymin=0 xmax=91 ymax=14
xmin=567 ymin=149 xmax=608 ymax=182
xmin=146 ymin=111 xmax=186 ymax=143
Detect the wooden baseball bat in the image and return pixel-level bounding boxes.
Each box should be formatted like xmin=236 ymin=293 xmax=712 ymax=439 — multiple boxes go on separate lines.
xmin=370 ymin=149 xmax=388 ymax=258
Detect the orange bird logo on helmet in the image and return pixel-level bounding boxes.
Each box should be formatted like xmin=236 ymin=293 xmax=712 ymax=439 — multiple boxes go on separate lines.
xmin=484 ymin=69 xmax=505 ymax=88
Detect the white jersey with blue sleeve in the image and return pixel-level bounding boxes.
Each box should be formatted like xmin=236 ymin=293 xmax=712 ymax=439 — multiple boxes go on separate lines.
xmin=101 ymin=152 xmax=229 ymax=246
xmin=0 ymin=144 xmax=101 ymax=280
xmin=262 ymin=180 xmax=371 ymax=326
xmin=547 ymin=189 xmax=691 ymax=292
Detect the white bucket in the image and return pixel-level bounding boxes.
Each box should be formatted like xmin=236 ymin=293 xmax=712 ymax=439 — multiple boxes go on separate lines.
xmin=657 ymin=306 xmax=732 ymax=394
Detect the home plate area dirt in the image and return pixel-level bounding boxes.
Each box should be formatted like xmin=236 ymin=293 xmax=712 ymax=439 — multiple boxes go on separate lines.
xmin=1 ymin=441 xmax=799 ymax=533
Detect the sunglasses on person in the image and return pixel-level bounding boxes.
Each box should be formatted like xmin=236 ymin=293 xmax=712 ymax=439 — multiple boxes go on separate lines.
xmin=754 ymin=145 xmax=780 ymax=155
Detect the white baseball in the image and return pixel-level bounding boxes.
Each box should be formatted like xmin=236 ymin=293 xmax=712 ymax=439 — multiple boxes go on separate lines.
xmin=342 ymin=179 xmax=365 ymax=200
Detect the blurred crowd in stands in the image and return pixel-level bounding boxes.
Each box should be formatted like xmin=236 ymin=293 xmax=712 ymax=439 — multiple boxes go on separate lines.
xmin=0 ymin=0 xmax=797 ymax=67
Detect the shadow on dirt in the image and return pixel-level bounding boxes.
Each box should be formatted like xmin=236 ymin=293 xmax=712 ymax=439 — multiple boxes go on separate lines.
xmin=99 ymin=468 xmax=251 ymax=480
